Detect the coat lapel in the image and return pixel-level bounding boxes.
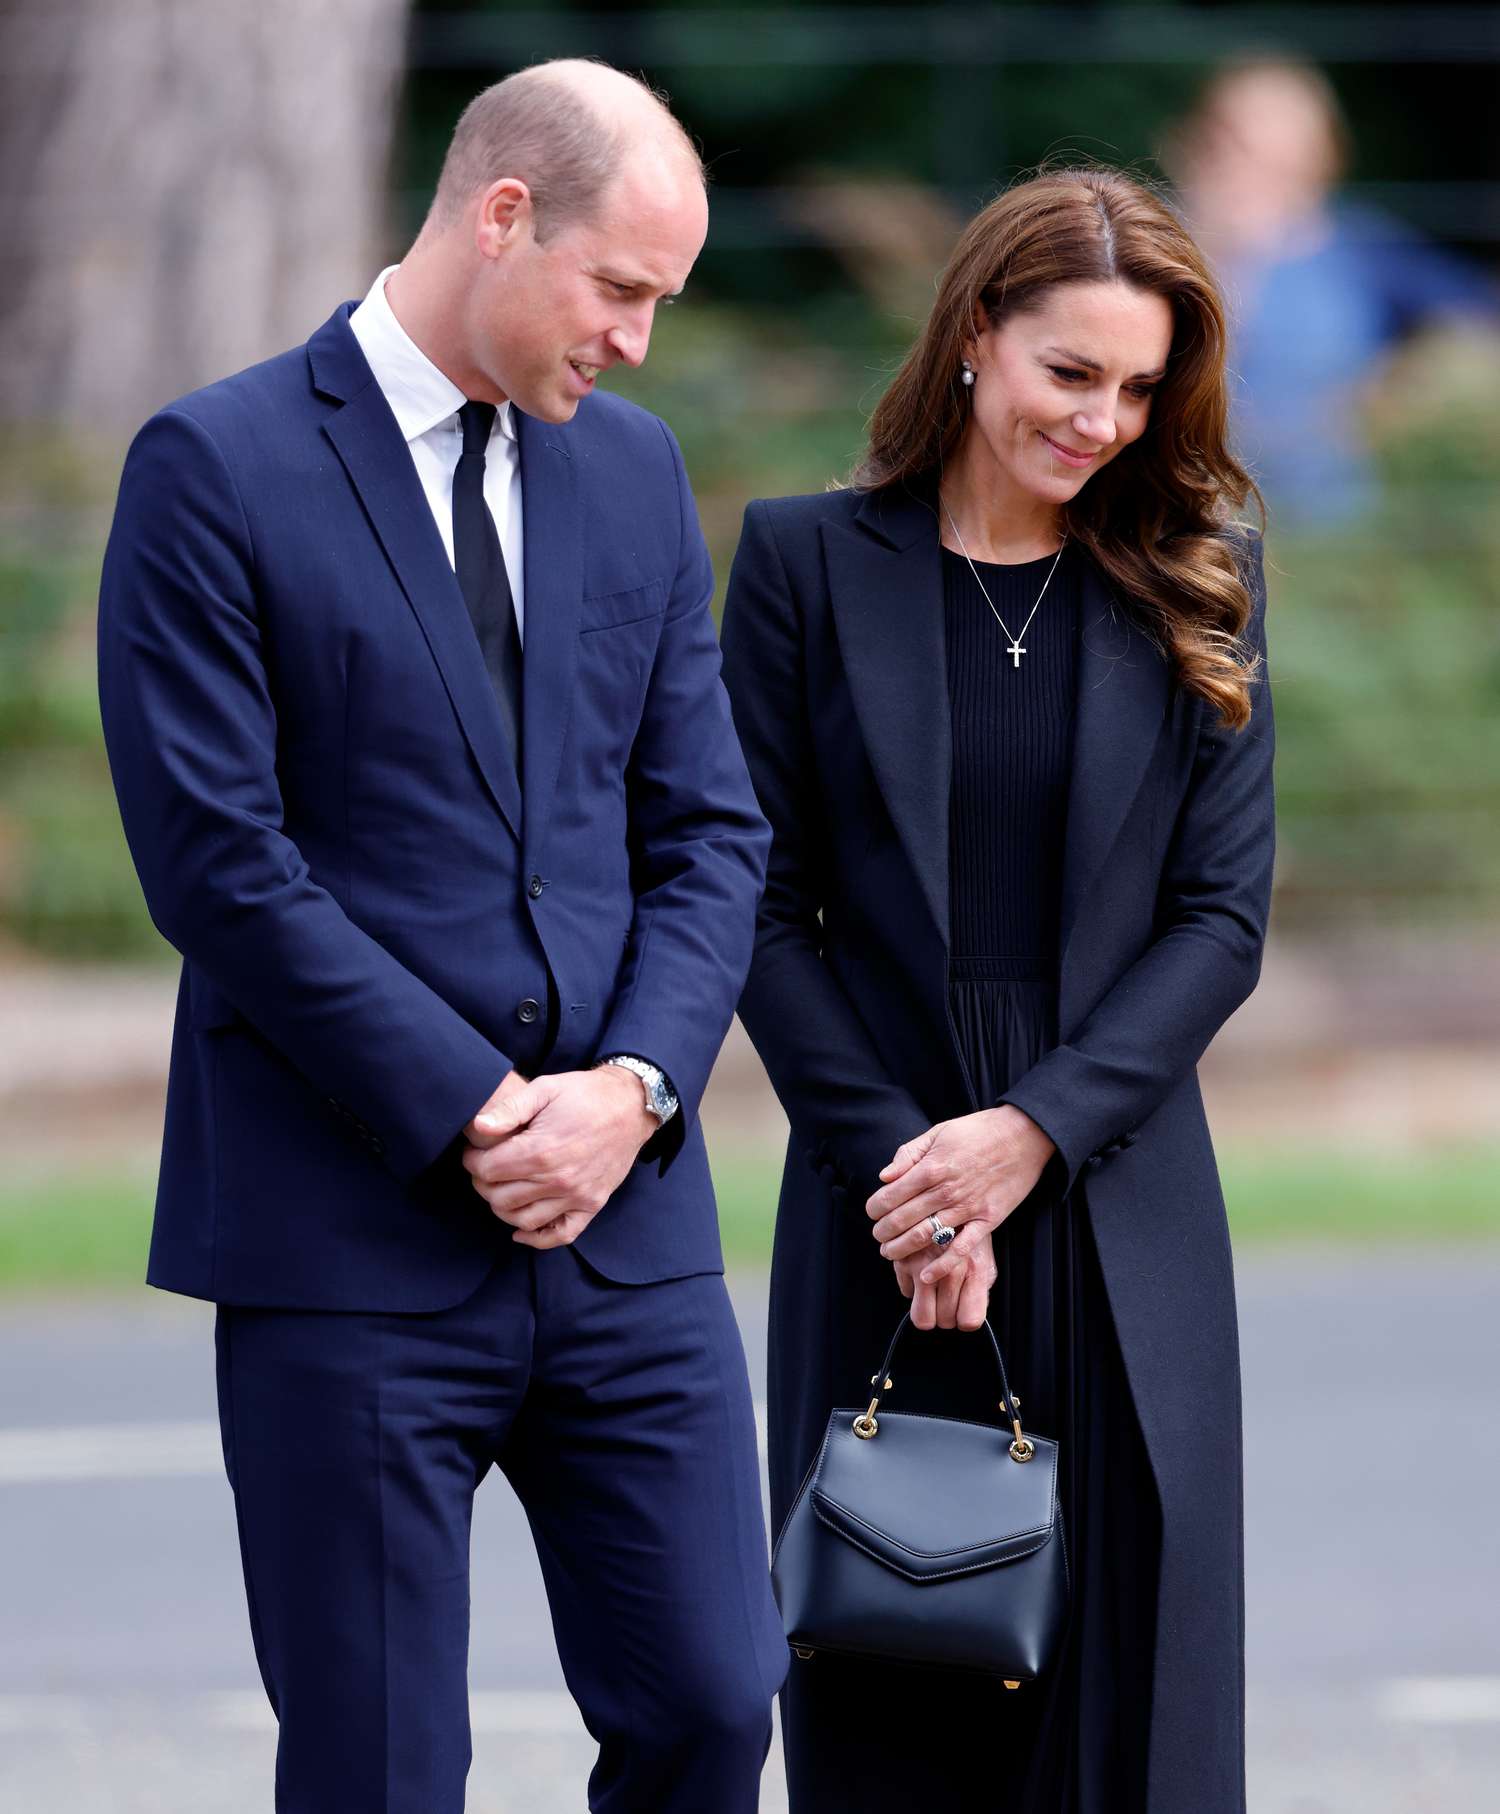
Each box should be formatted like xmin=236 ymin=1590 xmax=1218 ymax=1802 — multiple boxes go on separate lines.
xmin=822 ymin=488 xmax=950 ymax=943
xmin=820 ymin=483 xmax=1171 ymax=971
xmin=1058 ymin=555 xmax=1170 ymax=970
xmin=514 ymin=409 xmax=582 ymax=847
xmin=311 ymin=307 xmax=523 ymax=840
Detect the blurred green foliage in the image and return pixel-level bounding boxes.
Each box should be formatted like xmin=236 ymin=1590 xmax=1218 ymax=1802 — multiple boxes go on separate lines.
xmin=2 ymin=302 xmax=1497 ymax=958
xmin=3 ymin=5 xmax=1497 ymax=959
xmin=0 ymin=438 xmax=161 ymax=960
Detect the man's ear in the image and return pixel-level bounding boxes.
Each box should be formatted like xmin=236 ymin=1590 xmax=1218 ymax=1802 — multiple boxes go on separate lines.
xmin=474 ymin=178 xmax=534 ymax=259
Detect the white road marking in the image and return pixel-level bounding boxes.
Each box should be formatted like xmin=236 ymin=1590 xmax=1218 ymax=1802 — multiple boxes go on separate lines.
xmin=204 ymin=1689 xmax=586 ymax=1736
xmin=1377 ymin=1677 xmax=1500 ymax=1723
xmin=0 ymin=1695 xmax=92 ymax=1732
xmin=0 ymin=1407 xmax=770 ymax=1486
xmin=0 ymin=1420 xmax=222 ymax=1484
xmin=4 ymin=1679 xmax=1499 ymax=1740
xmin=470 ymin=1693 xmax=588 ymax=1735
xmin=201 ymin=1692 xmax=276 ymax=1732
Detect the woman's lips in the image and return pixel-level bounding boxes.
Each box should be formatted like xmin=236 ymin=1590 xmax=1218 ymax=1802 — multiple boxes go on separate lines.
xmin=1039 ymin=431 xmax=1097 ymax=469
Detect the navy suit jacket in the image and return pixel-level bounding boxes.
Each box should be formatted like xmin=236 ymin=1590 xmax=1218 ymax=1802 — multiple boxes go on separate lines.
xmin=98 ymin=304 xmax=769 ymax=1309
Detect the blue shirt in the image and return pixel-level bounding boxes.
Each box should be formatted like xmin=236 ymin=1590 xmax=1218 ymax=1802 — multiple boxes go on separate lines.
xmin=1221 ymin=204 xmax=1498 ymax=525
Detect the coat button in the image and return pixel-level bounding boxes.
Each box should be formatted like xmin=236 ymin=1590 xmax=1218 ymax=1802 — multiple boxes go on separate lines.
xmin=516 ymin=998 xmax=540 ymax=1024
xmin=528 ymin=874 xmax=545 ymax=899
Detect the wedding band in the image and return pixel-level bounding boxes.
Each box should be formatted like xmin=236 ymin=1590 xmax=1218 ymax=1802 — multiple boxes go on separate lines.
xmin=928 ymin=1216 xmax=955 ymax=1248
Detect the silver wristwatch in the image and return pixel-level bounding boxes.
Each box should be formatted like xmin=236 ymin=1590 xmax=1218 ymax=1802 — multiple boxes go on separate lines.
xmin=596 ymin=1053 xmax=679 ymax=1126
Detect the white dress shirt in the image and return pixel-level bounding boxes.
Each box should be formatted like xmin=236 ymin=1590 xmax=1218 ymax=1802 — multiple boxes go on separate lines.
xmin=349 ymin=265 xmax=525 ymax=642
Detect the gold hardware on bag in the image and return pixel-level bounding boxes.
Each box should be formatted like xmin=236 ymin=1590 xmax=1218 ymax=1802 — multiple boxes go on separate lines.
xmin=1005 ymin=1396 xmax=1034 ymax=1462
xmin=854 ymin=1373 xmax=893 ymax=1438
xmin=793 ymin=1646 xmax=816 ymax=1660
xmin=1003 ymin=1680 xmax=1021 ymax=1690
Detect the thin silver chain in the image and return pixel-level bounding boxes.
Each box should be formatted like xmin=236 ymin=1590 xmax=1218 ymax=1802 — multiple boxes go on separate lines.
xmin=942 ymin=503 xmax=1067 ymax=668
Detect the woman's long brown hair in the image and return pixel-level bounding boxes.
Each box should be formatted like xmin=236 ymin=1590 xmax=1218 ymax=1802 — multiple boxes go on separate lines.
xmin=855 ymin=166 xmax=1264 ymax=729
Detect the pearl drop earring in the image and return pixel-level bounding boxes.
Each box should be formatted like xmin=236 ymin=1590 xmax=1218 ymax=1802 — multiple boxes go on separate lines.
xmin=961 ymin=360 xmax=976 ymax=387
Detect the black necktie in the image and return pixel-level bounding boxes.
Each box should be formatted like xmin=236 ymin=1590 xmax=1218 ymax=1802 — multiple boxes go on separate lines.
xmin=453 ymin=401 xmax=523 ymax=776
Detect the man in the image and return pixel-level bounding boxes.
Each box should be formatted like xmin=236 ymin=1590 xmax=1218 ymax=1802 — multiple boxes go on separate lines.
xmin=98 ymin=59 xmax=787 ymax=1813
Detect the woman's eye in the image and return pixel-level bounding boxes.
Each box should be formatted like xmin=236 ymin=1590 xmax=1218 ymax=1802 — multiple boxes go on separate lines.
xmin=1127 ymin=385 xmax=1158 ymax=402
xmin=1049 ymin=366 xmax=1085 ymax=383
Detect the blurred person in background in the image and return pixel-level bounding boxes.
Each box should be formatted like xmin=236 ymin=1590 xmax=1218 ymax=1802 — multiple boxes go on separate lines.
xmin=721 ymin=167 xmax=1274 ymax=1813
xmin=1164 ymin=57 xmax=1499 ymax=527
xmin=95 ymin=58 xmax=787 ymax=1814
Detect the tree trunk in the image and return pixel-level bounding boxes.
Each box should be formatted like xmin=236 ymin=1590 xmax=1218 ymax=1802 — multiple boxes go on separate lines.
xmin=0 ymin=0 xmax=411 ymax=437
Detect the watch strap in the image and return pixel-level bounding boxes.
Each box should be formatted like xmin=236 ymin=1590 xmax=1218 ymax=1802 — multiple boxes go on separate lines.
xmin=596 ymin=1053 xmax=679 ymax=1125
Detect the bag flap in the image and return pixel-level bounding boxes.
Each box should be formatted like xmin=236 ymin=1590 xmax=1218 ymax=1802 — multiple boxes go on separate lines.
xmin=811 ymin=1408 xmax=1059 ymax=1583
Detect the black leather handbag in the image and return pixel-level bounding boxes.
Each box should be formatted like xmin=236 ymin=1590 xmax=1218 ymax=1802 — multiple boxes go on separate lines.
xmin=771 ymin=1312 xmax=1069 ymax=1686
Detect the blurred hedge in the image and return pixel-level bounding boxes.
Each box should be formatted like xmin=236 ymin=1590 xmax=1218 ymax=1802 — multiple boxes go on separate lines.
xmin=1 ymin=310 xmax=1496 ymax=961
xmin=0 ymin=437 xmax=163 ymax=959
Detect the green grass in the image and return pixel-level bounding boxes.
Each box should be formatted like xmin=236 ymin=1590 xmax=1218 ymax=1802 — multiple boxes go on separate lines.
xmin=712 ymin=1142 xmax=1500 ymax=1263
xmin=1217 ymin=1143 xmax=1500 ymax=1246
xmin=0 ymin=1168 xmax=159 ymax=1291
xmin=2 ymin=1144 xmax=1496 ymax=1293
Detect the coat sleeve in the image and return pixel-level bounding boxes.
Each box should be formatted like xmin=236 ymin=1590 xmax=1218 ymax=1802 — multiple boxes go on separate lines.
xmin=594 ymin=422 xmax=773 ymax=1172
xmin=719 ymin=500 xmax=932 ymax=1205
xmin=999 ymin=531 xmax=1277 ymax=1194
xmin=97 ymin=407 xmax=514 ymax=1183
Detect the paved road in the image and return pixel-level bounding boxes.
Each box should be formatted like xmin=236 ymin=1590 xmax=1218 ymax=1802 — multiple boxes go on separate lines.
xmin=2 ymin=1250 xmax=1498 ymax=1811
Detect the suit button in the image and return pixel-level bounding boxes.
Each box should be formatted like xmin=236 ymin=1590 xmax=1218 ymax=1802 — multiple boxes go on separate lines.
xmin=527 ymin=874 xmax=544 ymax=899
xmin=517 ymin=998 xmax=540 ymax=1024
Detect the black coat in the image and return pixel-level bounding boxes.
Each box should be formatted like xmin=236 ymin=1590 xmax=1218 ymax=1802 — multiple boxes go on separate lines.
xmin=719 ymin=482 xmax=1274 ymax=1814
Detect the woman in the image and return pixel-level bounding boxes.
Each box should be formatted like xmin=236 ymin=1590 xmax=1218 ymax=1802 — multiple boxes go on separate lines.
xmin=719 ymin=167 xmax=1273 ymax=1814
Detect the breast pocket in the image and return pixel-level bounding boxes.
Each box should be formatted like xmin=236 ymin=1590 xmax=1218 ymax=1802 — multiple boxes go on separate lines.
xmin=577 ymin=580 xmax=666 ymax=634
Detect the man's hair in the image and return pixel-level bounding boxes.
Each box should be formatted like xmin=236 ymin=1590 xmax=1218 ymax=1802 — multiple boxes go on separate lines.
xmin=428 ymin=60 xmax=704 ymax=241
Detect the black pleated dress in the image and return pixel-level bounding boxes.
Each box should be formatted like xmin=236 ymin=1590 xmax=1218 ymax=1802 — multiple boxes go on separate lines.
xmin=780 ymin=545 xmax=1161 ymax=1812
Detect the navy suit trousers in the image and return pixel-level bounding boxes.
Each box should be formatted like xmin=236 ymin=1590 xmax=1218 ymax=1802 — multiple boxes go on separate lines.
xmin=215 ymin=1246 xmax=789 ymax=1812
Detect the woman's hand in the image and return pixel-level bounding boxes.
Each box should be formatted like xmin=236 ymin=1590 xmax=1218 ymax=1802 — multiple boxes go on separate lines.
xmin=892 ymin=1231 xmax=997 ymax=1332
xmin=867 ymin=1106 xmax=1055 ymax=1286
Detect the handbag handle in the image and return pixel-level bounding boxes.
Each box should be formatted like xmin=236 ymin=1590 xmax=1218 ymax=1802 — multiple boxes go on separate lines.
xmin=853 ymin=1312 xmax=1035 ymax=1463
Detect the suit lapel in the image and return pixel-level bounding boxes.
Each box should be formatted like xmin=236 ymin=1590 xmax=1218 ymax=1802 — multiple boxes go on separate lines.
xmin=1059 ymin=555 xmax=1170 ymax=967
xmin=312 ymin=309 xmax=523 ymax=839
xmin=823 ymin=488 xmax=950 ymax=943
xmin=514 ymin=409 xmax=582 ymax=846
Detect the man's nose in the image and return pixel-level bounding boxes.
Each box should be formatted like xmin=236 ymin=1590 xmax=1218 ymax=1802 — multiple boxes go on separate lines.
xmin=607 ymin=309 xmax=653 ymax=369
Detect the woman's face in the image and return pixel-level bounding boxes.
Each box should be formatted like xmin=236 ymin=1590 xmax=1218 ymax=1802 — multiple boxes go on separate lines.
xmin=963 ymin=280 xmax=1175 ymax=505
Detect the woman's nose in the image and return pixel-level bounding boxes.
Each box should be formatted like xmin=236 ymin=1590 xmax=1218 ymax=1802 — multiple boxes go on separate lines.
xmin=1073 ymin=409 xmax=1117 ymax=448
